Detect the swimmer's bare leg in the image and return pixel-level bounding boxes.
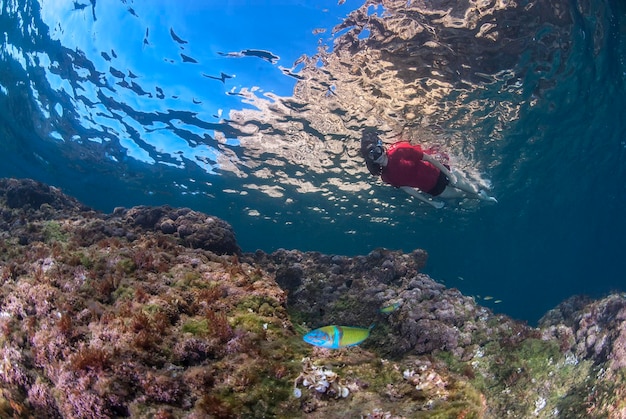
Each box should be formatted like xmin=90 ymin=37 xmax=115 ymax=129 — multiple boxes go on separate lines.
xmin=437 ymin=187 xmax=466 ymax=199
xmin=447 ymin=169 xmax=498 ymax=203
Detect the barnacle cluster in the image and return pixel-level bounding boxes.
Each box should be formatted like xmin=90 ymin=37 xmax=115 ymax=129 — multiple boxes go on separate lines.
xmin=403 ymin=366 xmax=449 ymax=402
xmin=293 ymin=357 xmax=350 ymax=399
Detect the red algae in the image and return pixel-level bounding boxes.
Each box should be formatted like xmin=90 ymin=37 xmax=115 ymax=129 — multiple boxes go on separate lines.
xmin=0 ymin=179 xmax=299 ymax=417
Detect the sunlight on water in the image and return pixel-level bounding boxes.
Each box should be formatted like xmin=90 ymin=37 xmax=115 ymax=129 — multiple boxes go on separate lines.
xmin=15 ymin=0 xmax=549 ymax=211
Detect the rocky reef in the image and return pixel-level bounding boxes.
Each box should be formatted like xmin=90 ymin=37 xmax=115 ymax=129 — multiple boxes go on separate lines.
xmin=0 ymin=178 xmax=625 ymax=418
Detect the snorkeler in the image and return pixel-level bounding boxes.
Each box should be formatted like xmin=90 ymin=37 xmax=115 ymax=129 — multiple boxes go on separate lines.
xmin=361 ymin=132 xmax=497 ymax=209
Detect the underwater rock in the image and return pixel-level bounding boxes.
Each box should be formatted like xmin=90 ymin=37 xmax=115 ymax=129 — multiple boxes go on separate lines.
xmin=248 ymin=247 xmax=626 ymax=417
xmin=247 ymin=248 xmax=508 ymax=359
xmin=540 ymin=293 xmax=626 ymax=371
xmin=0 ymin=178 xmax=90 ymax=215
xmin=1 ymin=177 xmax=626 ymax=418
xmin=246 ymin=247 xmax=429 ymax=332
xmin=123 ymin=206 xmax=241 ymax=255
xmin=4 ymin=178 xmax=55 ymax=209
xmin=274 ymin=264 xmax=304 ymax=294
xmin=0 ymin=179 xmax=284 ymax=418
xmin=0 ymin=178 xmax=88 ymax=212
xmin=0 ymin=179 xmax=95 ymax=245
xmin=0 ymin=179 xmax=239 ymax=254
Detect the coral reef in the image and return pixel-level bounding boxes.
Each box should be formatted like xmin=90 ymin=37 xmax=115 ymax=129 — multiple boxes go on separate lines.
xmin=0 ymin=178 xmax=625 ymax=418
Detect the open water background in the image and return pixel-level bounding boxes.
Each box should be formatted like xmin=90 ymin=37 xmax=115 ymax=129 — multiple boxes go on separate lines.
xmin=1 ymin=0 xmax=625 ymax=323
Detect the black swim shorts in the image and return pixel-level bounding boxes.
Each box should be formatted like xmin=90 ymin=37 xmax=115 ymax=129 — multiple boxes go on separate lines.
xmin=427 ymin=171 xmax=449 ymax=196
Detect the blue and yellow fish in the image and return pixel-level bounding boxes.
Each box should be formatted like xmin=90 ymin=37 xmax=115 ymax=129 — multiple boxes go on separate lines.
xmin=303 ymin=325 xmax=374 ymax=349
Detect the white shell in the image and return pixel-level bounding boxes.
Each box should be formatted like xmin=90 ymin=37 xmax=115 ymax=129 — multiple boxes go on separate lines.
xmin=314 ymin=379 xmax=329 ymax=392
xmin=302 ymin=378 xmax=310 ymax=387
xmin=341 ymin=386 xmax=350 ymax=398
xmin=293 ymin=388 xmax=302 ymax=398
xmin=324 ymin=370 xmax=337 ymax=381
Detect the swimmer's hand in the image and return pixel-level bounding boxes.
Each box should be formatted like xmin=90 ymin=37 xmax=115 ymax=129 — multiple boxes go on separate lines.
xmin=400 ymin=186 xmax=445 ymax=208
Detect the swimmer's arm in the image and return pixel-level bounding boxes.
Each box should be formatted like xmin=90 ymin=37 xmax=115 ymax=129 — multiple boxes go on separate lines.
xmin=400 ymin=186 xmax=444 ymax=209
xmin=422 ymin=154 xmax=458 ymax=184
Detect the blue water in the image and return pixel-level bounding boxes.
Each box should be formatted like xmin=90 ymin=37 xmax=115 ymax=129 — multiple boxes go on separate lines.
xmin=1 ymin=0 xmax=625 ymax=324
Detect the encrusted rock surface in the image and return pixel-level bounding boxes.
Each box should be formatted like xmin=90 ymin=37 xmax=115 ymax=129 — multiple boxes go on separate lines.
xmin=540 ymin=294 xmax=626 ymax=371
xmin=246 ymin=247 xmax=518 ymax=360
xmin=0 ymin=178 xmax=240 ymax=255
xmin=0 ymin=178 xmax=625 ymax=418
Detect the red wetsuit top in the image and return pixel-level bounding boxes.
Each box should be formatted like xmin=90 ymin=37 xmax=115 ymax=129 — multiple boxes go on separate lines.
xmin=380 ymin=142 xmax=441 ymax=193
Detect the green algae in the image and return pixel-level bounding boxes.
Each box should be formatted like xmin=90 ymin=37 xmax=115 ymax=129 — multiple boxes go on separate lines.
xmin=173 ymin=271 xmax=203 ymax=289
xmin=192 ymin=336 xmax=303 ymax=418
xmin=218 ymin=373 xmax=295 ymax=418
xmin=181 ymin=318 xmax=209 ymax=336
xmin=236 ymin=294 xmax=280 ymax=313
xmin=436 ymin=337 xmax=616 ymax=418
xmin=41 ymin=221 xmax=68 ymax=243
xmin=230 ymin=312 xmax=271 ymax=336
xmin=64 ymin=250 xmax=94 ymax=268
xmin=333 ymin=294 xmax=361 ymax=311
xmin=112 ymin=284 xmax=135 ymax=301
xmin=115 ymin=257 xmax=136 ymax=274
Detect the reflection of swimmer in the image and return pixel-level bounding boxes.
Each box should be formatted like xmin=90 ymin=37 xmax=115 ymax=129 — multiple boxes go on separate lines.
xmin=361 ymin=132 xmax=497 ymax=209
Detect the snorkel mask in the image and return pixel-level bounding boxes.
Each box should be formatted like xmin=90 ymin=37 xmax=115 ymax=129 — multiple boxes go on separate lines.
xmin=368 ymin=139 xmax=385 ymax=163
